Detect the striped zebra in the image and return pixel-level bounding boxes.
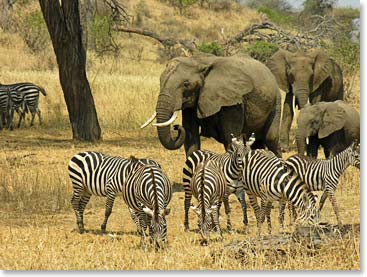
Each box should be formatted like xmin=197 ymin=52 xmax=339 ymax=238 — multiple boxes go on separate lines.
xmin=183 ymin=134 xmax=255 ymax=232
xmin=123 ymin=163 xmax=172 ymax=250
xmin=68 ymin=151 xmax=160 ymax=234
xmin=0 ymin=82 xmax=47 ymax=130
xmin=0 ymin=88 xmax=10 ymax=130
xmin=285 ymin=142 xmax=360 ymax=226
xmin=241 ymin=149 xmax=319 ymax=236
xmin=189 ymin=160 xmax=227 ymax=244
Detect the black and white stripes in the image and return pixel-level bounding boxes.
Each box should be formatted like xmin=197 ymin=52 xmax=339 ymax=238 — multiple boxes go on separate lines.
xmin=241 ymin=149 xmax=318 ymax=235
xmin=123 ymin=163 xmax=172 ymax=250
xmin=68 ymin=151 xmax=159 ymax=234
xmin=0 ymin=82 xmax=46 ymax=130
xmin=189 ymin=160 xmax=227 ymax=244
xmin=286 ymin=142 xmax=360 ymax=226
xmin=182 ymin=135 xmax=255 ymax=231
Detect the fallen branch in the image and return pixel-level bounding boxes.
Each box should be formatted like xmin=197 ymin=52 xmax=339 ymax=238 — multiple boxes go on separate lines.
xmin=113 ymin=26 xmax=198 ymax=56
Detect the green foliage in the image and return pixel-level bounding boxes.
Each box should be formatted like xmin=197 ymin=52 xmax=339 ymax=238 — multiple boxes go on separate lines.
xmin=90 ymin=15 xmax=116 ymax=54
xmin=256 ymin=6 xmax=295 ymax=25
xmin=20 ymin=11 xmax=49 ymax=53
xmin=303 ymin=0 xmax=335 ymax=15
xmin=198 ymin=42 xmax=224 ymax=56
xmin=247 ymin=0 xmax=291 ymax=12
xmin=243 ymin=41 xmax=279 ymax=62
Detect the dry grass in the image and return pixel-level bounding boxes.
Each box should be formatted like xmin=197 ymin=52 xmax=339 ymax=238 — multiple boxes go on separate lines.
xmin=0 ymin=0 xmax=360 ymax=271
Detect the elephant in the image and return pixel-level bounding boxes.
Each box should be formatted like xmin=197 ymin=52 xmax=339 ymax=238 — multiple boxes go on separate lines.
xmin=296 ymin=101 xmax=360 ymax=158
xmin=267 ymin=48 xmax=344 ymax=152
xmin=141 ymin=53 xmax=282 ymax=158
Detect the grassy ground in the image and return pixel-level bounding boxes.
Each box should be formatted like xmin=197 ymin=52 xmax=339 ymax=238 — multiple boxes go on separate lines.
xmin=0 ymin=128 xmax=360 ymax=270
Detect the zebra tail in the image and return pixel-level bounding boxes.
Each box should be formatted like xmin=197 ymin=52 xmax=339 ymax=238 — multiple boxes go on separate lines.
xmin=38 ymin=86 xmax=47 ymax=96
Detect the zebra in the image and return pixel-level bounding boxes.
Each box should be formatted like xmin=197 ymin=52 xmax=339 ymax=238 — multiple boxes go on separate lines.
xmin=189 ymin=159 xmax=227 ymax=245
xmin=0 ymin=82 xmax=47 ymax=129
xmin=123 ymin=163 xmax=172 ymax=250
xmin=68 ymin=151 xmax=160 ymax=234
xmin=183 ymin=134 xmax=255 ymax=232
xmin=285 ymin=142 xmax=360 ymax=227
xmin=241 ymin=149 xmax=319 ymax=236
xmin=0 ymin=88 xmax=10 ymax=130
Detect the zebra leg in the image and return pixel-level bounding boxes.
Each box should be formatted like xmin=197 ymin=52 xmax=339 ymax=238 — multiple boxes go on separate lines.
xmin=30 ymin=110 xmax=36 ymax=127
xmin=264 ymin=201 xmax=272 ymax=234
xmin=279 ymin=201 xmax=286 ymax=231
xmin=7 ymin=108 xmax=14 ymax=131
xmin=328 ymin=190 xmax=342 ymax=227
xmin=37 ymin=109 xmax=42 ymax=125
xmin=235 ymin=189 xmax=248 ymax=228
xmin=223 ymin=192 xmax=232 ymax=231
xmin=248 ymin=194 xmax=262 ymax=236
xmin=101 ymin=194 xmax=115 ymax=233
xmin=319 ymin=191 xmax=328 ymax=211
xmin=184 ymin=190 xmax=192 ymax=231
xmin=71 ymin=191 xmax=91 ymax=234
xmin=212 ymin=206 xmax=222 ymax=240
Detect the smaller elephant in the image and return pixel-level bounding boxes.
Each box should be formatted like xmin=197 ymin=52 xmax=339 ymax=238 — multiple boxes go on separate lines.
xmin=296 ymin=100 xmax=360 ymax=158
xmin=267 ymin=49 xmax=344 ymax=152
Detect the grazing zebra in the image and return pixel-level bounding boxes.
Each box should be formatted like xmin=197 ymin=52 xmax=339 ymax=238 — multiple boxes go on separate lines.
xmin=123 ymin=163 xmax=172 ymax=250
xmin=285 ymin=142 xmax=360 ymax=226
xmin=183 ymin=134 xmax=255 ymax=232
xmin=68 ymin=151 xmax=159 ymax=234
xmin=190 ymin=160 xmax=227 ymax=244
xmin=0 ymin=82 xmax=47 ymax=130
xmin=241 ymin=149 xmax=319 ymax=236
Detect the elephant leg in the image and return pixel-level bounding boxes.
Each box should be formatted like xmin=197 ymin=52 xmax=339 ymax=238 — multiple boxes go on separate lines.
xmin=307 ymin=137 xmax=319 ymax=158
xmin=219 ymin=105 xmax=244 ymax=150
xmin=280 ymin=93 xmax=294 ymax=152
xmin=182 ymin=108 xmax=200 ymax=157
xmin=264 ymin=110 xmax=282 ymax=158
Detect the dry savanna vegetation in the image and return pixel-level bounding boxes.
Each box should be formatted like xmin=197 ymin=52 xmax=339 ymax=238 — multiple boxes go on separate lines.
xmin=0 ymin=0 xmax=360 ymax=270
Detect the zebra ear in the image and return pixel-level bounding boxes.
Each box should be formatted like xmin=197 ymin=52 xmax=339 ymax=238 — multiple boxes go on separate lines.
xmin=143 ymin=207 xmax=154 ymax=217
xmin=246 ymin=133 xmax=256 ymax=147
xmin=159 ymin=208 xmax=171 ymax=216
xmin=190 ymin=205 xmax=200 ymax=215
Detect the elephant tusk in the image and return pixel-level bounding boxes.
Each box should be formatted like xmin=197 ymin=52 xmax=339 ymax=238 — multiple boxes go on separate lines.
xmin=306 ymin=137 xmax=309 ymax=145
xmin=153 ymin=111 xmax=178 ymax=127
xmin=140 ymin=112 xmax=157 ymax=129
xmin=292 ymin=96 xmax=296 ymax=111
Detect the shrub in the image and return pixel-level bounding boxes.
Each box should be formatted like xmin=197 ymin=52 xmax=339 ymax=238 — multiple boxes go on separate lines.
xmin=256 ymin=6 xmax=295 ymax=26
xmin=90 ymin=15 xmax=119 ymax=55
xmin=198 ymin=42 xmax=224 ymax=56
xmin=243 ymin=41 xmax=279 ymax=63
xmin=19 ymin=11 xmax=50 ymax=53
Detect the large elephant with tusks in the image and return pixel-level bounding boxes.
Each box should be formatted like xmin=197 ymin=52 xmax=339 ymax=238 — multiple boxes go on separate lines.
xmin=141 ymin=54 xmax=282 ymax=158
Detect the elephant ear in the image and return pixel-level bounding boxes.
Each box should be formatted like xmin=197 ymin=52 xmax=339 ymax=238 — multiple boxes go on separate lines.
xmin=197 ymin=56 xmax=255 ymax=119
xmin=266 ymin=49 xmax=290 ymax=92
xmin=319 ymin=104 xmax=346 ymax=139
xmin=308 ymin=49 xmax=333 ymax=92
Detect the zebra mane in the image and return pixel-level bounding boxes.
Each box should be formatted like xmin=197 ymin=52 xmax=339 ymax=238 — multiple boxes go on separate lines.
xmin=150 ymin=167 xmax=159 ymax=221
xmin=129 ymin=155 xmax=139 ymax=162
xmin=200 ymin=160 xmax=208 ymax=224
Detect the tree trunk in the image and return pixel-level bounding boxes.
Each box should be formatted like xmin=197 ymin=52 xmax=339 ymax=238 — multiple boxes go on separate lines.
xmin=39 ymin=0 xmax=101 ymax=141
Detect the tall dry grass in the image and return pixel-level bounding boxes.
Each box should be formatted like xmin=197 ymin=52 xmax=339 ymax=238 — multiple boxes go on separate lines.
xmin=0 ymin=0 xmax=360 ymax=270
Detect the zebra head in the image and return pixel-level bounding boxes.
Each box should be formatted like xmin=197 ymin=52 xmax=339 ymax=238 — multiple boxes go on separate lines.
xmin=229 ymin=133 xmax=256 ymax=168
xmin=297 ymin=190 xmax=320 ymax=226
xmin=143 ymin=207 xmax=170 ymax=250
xmin=191 ymin=204 xmax=216 ymax=244
xmin=350 ymin=142 xmax=360 ymax=169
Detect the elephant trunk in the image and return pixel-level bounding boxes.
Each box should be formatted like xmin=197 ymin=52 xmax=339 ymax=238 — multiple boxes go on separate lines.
xmin=296 ymin=130 xmax=307 ymax=156
xmin=293 ymin=86 xmax=310 ymax=109
xmin=156 ymin=94 xmax=185 ymax=150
